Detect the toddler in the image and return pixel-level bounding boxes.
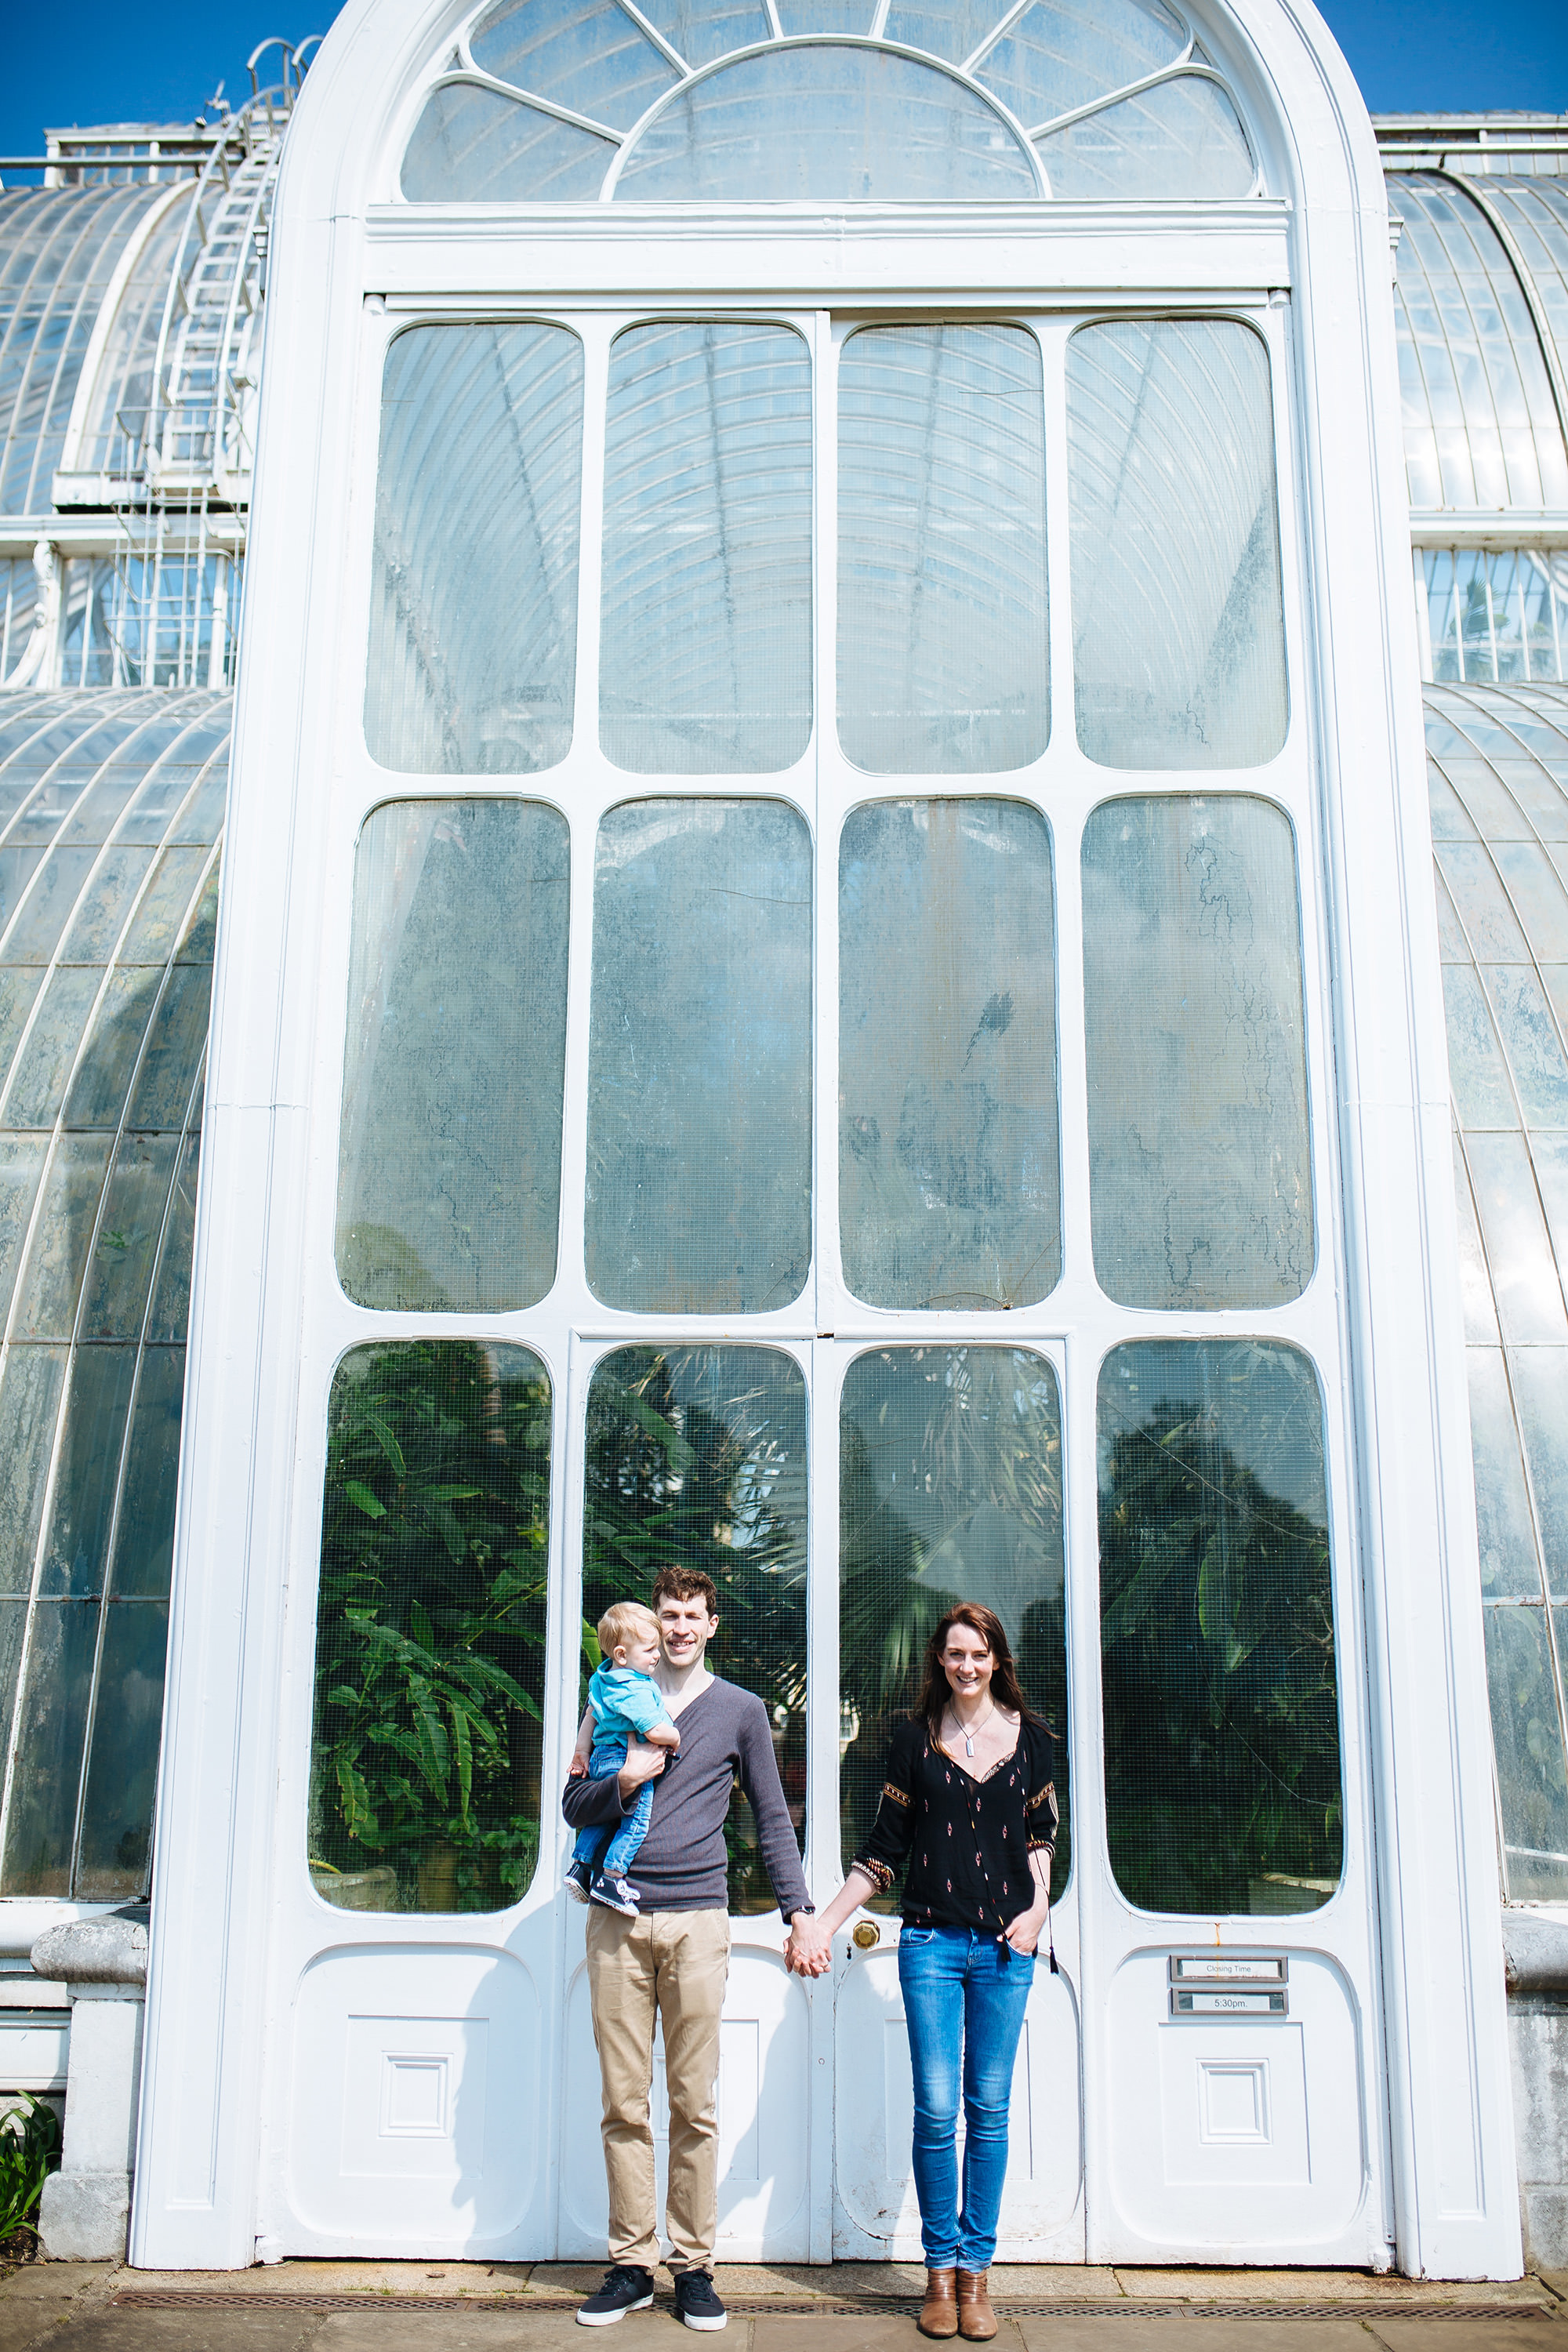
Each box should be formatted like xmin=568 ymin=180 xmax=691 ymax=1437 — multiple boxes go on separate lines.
xmin=566 ymin=1600 xmax=681 ymax=1915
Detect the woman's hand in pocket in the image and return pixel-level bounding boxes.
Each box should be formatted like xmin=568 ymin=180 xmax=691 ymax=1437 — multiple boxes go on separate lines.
xmin=1003 ymin=1906 xmax=1047 ymax=1956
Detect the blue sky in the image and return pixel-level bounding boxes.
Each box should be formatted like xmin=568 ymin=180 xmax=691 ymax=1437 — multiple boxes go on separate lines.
xmin=2 ymin=0 xmax=1564 ymax=163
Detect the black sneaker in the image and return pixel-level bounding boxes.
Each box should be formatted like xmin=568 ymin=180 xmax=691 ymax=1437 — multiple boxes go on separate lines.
xmin=590 ymin=1870 xmax=641 ymax=1916
xmin=673 ymin=2272 xmax=728 ymax=2332
xmin=565 ymin=1859 xmax=592 ymax=1904
xmin=575 ymin=2266 xmax=655 ymax=2326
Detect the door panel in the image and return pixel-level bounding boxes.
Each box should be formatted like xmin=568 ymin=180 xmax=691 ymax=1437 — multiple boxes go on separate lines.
xmin=558 ymin=1937 xmax=811 ymax=2259
xmin=1106 ymin=1946 xmax=1368 ymax=2258
xmin=288 ymin=1944 xmax=543 ymax=2251
xmin=832 ymin=1933 xmax=1083 ymax=2259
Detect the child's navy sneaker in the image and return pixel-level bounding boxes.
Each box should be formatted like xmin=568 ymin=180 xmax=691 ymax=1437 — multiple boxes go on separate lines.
xmin=575 ymin=2266 xmax=655 ymax=2326
xmin=564 ymin=1858 xmax=592 ymax=1904
xmin=674 ymin=2272 xmax=728 ymax=2331
xmin=590 ymin=1870 xmax=641 ymax=1916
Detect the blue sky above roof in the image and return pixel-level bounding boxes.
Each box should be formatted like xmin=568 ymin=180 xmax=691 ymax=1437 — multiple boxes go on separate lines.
xmin=1 ymin=0 xmax=1565 ymax=168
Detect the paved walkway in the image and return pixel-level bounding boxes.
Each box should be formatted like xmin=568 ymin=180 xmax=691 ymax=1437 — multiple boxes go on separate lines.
xmin=2 ymin=2264 xmax=1566 ymax=2352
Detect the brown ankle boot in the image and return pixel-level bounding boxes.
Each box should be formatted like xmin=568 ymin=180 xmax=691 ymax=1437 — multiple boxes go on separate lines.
xmin=956 ymin=2271 xmax=996 ymax=2342
xmin=920 ymin=2269 xmax=958 ymax=2339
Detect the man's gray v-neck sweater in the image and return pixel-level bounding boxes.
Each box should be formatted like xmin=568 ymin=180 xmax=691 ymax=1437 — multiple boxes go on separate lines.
xmin=561 ymin=1675 xmax=810 ymax=1916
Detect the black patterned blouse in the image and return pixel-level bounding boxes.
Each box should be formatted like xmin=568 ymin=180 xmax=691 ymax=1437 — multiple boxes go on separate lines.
xmin=851 ymin=1716 xmax=1058 ymax=1937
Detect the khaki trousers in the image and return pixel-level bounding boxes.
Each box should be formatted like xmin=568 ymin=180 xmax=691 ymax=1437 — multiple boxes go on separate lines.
xmin=584 ymin=1906 xmax=731 ymax=2274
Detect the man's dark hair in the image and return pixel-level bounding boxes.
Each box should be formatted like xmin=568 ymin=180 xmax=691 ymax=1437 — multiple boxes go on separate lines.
xmin=652 ymin=1565 xmax=720 ymax=1617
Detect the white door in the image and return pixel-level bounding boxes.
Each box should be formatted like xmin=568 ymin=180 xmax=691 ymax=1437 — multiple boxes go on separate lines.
xmin=254 ymin=294 xmax=1391 ymax=2269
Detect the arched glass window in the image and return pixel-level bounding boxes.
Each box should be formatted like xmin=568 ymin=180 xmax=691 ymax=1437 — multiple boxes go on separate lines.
xmin=400 ymin=0 xmax=1258 ymax=201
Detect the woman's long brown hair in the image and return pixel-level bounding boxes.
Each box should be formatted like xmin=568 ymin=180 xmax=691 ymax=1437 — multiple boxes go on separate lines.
xmin=913 ymin=1602 xmax=1041 ymax=1740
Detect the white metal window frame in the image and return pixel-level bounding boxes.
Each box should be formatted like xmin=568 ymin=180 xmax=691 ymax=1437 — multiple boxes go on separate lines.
xmin=131 ymin=0 xmax=1519 ymax=2285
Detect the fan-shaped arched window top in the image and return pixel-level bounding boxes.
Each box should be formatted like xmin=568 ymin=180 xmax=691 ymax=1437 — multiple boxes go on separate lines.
xmin=400 ymin=0 xmax=1258 ymax=201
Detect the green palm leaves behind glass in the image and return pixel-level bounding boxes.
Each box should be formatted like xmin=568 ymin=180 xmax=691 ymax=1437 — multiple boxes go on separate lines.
xmin=311 ymin=1341 xmax=551 ymax=1913
xmin=1098 ymin=1340 xmax=1342 ymax=1918
xmin=582 ymin=1346 xmax=808 ymax=1915
xmin=839 ymin=1347 xmax=1070 ymax=1911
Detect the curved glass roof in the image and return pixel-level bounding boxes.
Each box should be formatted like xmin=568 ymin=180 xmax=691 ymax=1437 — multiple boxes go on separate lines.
xmin=0 ymin=184 xmax=172 ymax=519
xmin=401 ymin=0 xmax=1258 ymax=201
xmin=1393 ymin=175 xmax=1568 ymax=512
xmin=0 ymin=689 xmax=224 ymax=1897
xmin=1481 ymin=176 xmax=1568 ymax=410
xmin=1431 ymin=679 xmax=1568 ymax=1900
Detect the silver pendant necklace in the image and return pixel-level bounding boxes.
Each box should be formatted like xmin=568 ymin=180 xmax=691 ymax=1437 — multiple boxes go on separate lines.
xmin=953 ymin=1702 xmax=994 ymax=1758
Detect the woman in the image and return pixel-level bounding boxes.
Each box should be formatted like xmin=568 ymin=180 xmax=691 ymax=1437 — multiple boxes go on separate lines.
xmin=811 ymin=1602 xmax=1057 ymax=2343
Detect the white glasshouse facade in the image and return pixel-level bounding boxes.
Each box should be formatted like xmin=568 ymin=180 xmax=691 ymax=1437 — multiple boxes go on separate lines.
xmin=1 ymin=0 xmax=1567 ymax=2285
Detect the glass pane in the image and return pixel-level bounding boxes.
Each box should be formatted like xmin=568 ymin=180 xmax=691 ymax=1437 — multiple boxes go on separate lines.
xmin=1468 ymin=1348 xmax=1545 ymax=1599
xmin=612 ymin=46 xmax=1038 ymax=200
xmin=58 ymin=848 xmax=157 ymax=963
xmin=1511 ymin=1348 xmax=1568 ymax=1599
xmin=0 ymin=972 xmax=45 ymax=1087
xmin=600 ymin=322 xmax=812 ymax=774
xmin=1099 ymin=1340 xmax=1342 ymax=1916
xmin=109 ymin=1348 xmax=186 ymax=1598
xmin=116 ymin=847 xmax=211 ymax=963
xmin=63 ymin=967 xmax=164 ymax=1130
xmin=401 ymin=83 xmax=616 ymax=201
xmin=1 ymin=967 xmax=100 ymax=1129
xmin=365 ymin=325 xmax=584 ymax=775
xmin=1067 ymin=319 xmax=1287 ymax=768
xmin=3 ymin=849 xmax=98 ymax=964
xmin=840 ymin=800 xmax=1058 ymax=1309
xmin=1480 ymin=967 xmax=1568 ymax=1130
xmin=39 ymin=1345 xmax=139 ymax=1598
xmin=634 ymin=0 xmax=770 ymax=66
xmin=1486 ymin=1602 xmax=1568 ymax=1904
xmin=1465 ymin=1130 xmax=1568 ymax=1345
xmin=310 ymin=1342 xmax=551 ymax=1915
xmin=146 ymin=1134 xmax=200 ymax=1345
xmin=0 ymin=1348 xmax=68 ymax=1595
xmin=583 ymin=1345 xmax=807 ymax=1915
xmin=125 ymin=962 xmax=212 ymax=1131
xmin=837 ymin=325 xmax=1047 ymax=774
xmin=971 ymin=0 xmax=1185 ymax=124
xmin=12 ymin=1138 xmax=114 ymax=1341
xmin=775 ymin=0 xmax=874 ymax=27
xmin=337 ymin=801 xmax=569 ymax=1312
xmin=1035 ymin=75 xmax=1254 ymax=198
xmin=0 ymin=1599 xmax=100 ymax=1896
xmin=0 ymin=1137 xmax=48 ymax=1323
xmin=469 ymin=0 xmax=678 ymax=126
xmin=1443 ymin=964 xmax=1520 ymax=1131
xmin=73 ymin=1599 xmax=168 ymax=1899
xmin=78 ymin=1135 xmax=180 ymax=1338
xmin=840 ymin=1347 xmax=1067 ymax=1908
xmin=1083 ymin=797 xmax=1312 ymax=1308
xmin=586 ymin=800 xmax=811 ymax=1312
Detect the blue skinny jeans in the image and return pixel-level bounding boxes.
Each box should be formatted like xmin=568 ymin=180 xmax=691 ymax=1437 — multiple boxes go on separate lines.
xmin=570 ymin=1737 xmax=653 ymax=1881
xmin=898 ymin=1923 xmax=1034 ymax=2271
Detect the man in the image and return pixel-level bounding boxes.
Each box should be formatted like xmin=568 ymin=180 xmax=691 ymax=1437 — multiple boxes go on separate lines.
xmin=563 ymin=1566 xmax=819 ymax=2332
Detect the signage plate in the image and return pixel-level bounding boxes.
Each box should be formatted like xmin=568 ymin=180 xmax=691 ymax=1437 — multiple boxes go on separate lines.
xmin=1169 ymin=1955 xmax=1287 ymax=1984
xmin=1170 ymin=1987 xmax=1289 ymax=2016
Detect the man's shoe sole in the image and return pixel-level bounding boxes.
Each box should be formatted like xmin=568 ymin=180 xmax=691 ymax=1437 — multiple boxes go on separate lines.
xmin=575 ymin=2295 xmax=653 ymax=2327
xmin=676 ymin=2296 xmax=728 ymax=2332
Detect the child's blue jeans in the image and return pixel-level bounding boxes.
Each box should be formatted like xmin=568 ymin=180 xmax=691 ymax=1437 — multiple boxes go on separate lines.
xmin=571 ymin=1736 xmax=655 ymax=1880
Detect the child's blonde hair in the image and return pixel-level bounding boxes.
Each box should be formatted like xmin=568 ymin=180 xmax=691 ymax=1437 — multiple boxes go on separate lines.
xmin=598 ymin=1600 xmax=660 ymax=1661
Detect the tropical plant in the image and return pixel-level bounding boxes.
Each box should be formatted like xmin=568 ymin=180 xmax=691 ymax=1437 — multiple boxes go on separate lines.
xmin=1098 ymin=1359 xmax=1341 ymax=1917
xmin=838 ymin=1347 xmax=1070 ymax=1907
xmin=0 ymin=2096 xmax=60 ymax=2241
xmin=310 ymin=1340 xmax=551 ymax=1911
xmin=581 ymin=1347 xmax=808 ymax=1911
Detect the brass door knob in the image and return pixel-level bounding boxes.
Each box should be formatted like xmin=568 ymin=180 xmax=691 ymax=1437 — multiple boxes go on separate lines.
xmin=852 ymin=1919 xmax=880 ymax=1950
